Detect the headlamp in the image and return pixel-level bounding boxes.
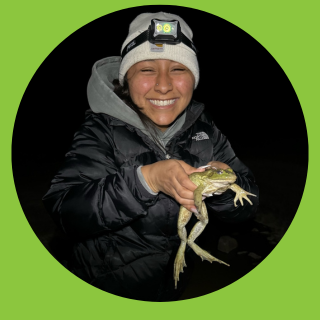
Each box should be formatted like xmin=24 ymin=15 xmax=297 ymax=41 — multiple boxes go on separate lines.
xmin=150 ymin=20 xmax=180 ymax=44
xmin=121 ymin=19 xmax=197 ymax=59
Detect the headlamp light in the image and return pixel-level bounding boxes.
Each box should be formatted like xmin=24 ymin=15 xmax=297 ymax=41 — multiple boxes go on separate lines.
xmin=150 ymin=20 xmax=179 ymax=43
xmin=121 ymin=19 xmax=197 ymax=59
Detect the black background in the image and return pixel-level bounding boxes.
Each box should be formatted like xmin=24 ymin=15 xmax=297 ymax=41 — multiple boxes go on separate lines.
xmin=11 ymin=5 xmax=308 ymax=299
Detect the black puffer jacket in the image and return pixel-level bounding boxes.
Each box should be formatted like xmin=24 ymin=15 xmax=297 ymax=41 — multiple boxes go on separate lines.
xmin=43 ymin=100 xmax=259 ymax=301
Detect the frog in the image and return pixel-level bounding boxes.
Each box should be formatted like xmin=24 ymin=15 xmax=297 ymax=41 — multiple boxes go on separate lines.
xmin=174 ymin=166 xmax=256 ymax=288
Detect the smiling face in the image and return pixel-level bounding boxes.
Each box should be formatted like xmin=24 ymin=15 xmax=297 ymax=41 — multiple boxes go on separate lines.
xmin=126 ymin=59 xmax=195 ymax=131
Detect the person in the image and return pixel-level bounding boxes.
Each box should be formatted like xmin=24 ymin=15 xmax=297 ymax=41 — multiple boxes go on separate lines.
xmin=43 ymin=12 xmax=259 ymax=301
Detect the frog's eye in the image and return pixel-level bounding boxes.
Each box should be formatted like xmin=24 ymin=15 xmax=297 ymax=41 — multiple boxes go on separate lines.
xmin=217 ymin=170 xmax=223 ymax=175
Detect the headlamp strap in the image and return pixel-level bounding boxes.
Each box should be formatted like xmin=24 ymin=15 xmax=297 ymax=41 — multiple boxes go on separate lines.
xmin=121 ymin=27 xmax=197 ymax=59
xmin=122 ymin=29 xmax=150 ymax=59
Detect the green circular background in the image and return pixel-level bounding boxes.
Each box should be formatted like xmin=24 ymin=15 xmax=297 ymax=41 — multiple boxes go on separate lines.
xmin=3 ymin=0 xmax=318 ymax=318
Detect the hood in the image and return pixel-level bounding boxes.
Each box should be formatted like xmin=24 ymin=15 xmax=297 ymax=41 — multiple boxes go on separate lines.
xmin=87 ymin=56 xmax=187 ymax=149
xmin=87 ymin=56 xmax=147 ymax=131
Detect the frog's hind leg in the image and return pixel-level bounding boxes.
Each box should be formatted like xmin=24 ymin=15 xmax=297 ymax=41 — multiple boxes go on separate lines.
xmin=187 ymin=202 xmax=229 ymax=266
xmin=193 ymin=185 xmax=205 ymax=214
xmin=174 ymin=206 xmax=192 ymax=289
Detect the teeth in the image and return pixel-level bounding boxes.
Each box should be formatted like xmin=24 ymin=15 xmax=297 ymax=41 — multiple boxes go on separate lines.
xmin=150 ymin=99 xmax=176 ymax=106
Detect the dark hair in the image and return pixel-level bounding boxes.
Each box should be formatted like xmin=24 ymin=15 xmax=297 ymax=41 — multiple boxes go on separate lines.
xmin=112 ymin=77 xmax=167 ymax=152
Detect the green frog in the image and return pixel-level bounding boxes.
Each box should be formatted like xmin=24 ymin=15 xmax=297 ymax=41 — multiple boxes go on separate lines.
xmin=174 ymin=166 xmax=256 ymax=288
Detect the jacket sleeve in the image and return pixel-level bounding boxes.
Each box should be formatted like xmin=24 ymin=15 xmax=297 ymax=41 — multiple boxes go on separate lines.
xmin=205 ymin=122 xmax=259 ymax=223
xmin=42 ymin=113 xmax=158 ymax=238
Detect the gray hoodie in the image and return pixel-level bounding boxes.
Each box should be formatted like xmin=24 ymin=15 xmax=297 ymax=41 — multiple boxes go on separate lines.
xmin=87 ymin=56 xmax=187 ymax=194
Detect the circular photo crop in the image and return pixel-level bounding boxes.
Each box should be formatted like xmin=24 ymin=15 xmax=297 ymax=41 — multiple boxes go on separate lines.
xmin=12 ymin=5 xmax=308 ymax=301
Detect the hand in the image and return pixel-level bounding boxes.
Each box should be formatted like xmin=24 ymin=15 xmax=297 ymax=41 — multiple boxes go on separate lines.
xmin=141 ymin=160 xmax=205 ymax=212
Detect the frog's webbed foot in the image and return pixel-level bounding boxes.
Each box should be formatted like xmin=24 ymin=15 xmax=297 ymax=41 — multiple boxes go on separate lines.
xmin=174 ymin=242 xmax=188 ymax=289
xmin=188 ymin=242 xmax=230 ymax=266
xmin=229 ymin=183 xmax=256 ymax=207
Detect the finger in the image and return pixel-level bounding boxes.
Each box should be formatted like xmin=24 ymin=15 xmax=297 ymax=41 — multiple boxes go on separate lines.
xmin=207 ymin=161 xmax=230 ymax=170
xmin=184 ymin=167 xmax=206 ymax=175
xmin=176 ymin=160 xmax=204 ymax=175
xmin=171 ymin=188 xmax=195 ymax=207
xmin=175 ymin=173 xmax=198 ymax=193
xmin=192 ymin=167 xmax=206 ymax=173
xmin=175 ymin=182 xmax=196 ymax=200
xmin=174 ymin=192 xmax=195 ymax=206
xmin=198 ymin=165 xmax=212 ymax=169
xmin=166 ymin=168 xmax=197 ymax=195
xmin=183 ymin=205 xmax=198 ymax=213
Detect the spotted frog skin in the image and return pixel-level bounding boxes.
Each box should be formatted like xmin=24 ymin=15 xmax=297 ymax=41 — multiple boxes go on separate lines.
xmin=174 ymin=166 xmax=256 ymax=288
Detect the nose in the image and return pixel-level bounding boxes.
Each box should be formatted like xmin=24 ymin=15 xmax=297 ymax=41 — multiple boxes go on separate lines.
xmin=154 ymin=71 xmax=173 ymax=94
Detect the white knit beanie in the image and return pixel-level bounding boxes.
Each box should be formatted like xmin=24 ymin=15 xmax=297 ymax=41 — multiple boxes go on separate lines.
xmin=119 ymin=12 xmax=199 ymax=88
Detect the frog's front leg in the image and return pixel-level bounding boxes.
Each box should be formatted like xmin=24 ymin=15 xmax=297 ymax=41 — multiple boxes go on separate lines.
xmin=187 ymin=202 xmax=229 ymax=266
xmin=174 ymin=206 xmax=192 ymax=289
xmin=229 ymin=183 xmax=256 ymax=207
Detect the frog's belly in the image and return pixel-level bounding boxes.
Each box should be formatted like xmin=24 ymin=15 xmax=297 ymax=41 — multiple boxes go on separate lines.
xmin=203 ymin=184 xmax=230 ymax=196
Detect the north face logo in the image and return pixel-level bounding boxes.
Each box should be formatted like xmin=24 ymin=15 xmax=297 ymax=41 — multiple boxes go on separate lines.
xmin=192 ymin=132 xmax=209 ymax=141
